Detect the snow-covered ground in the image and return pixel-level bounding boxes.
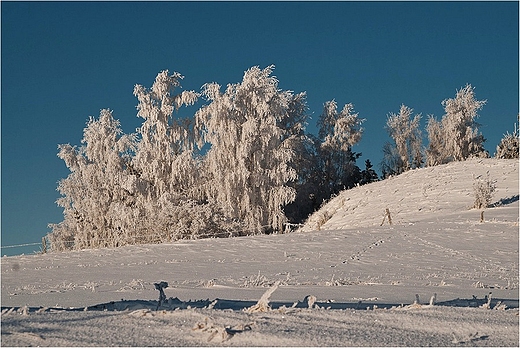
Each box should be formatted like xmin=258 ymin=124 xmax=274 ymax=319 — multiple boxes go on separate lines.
xmin=2 ymin=158 xmax=518 ymax=346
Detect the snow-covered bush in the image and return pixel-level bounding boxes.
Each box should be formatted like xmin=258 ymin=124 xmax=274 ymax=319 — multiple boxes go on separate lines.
xmin=495 ymin=120 xmax=519 ymax=159
xmin=426 ymin=84 xmax=488 ymax=166
xmin=473 ymin=173 xmax=496 ymax=209
xmin=48 ymin=109 xmax=137 ymax=250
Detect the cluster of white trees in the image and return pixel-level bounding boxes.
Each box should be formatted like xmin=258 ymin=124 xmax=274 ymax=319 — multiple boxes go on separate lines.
xmin=48 ymin=66 xmax=366 ymax=250
xmin=382 ymin=84 xmax=517 ymax=177
xmin=48 ymin=68 xmax=517 ymax=251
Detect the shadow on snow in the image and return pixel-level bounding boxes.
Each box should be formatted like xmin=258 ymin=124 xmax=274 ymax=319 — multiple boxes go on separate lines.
xmin=490 ymin=194 xmax=519 ymax=207
xmin=3 ymin=295 xmax=518 ymax=314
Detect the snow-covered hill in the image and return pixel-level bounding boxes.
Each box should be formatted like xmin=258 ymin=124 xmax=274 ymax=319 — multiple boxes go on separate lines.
xmin=302 ymin=158 xmax=518 ymax=231
xmin=1 ymin=158 xmax=518 ymax=346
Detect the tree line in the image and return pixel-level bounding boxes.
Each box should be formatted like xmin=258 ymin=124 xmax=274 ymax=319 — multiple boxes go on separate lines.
xmin=47 ymin=65 xmax=518 ymax=251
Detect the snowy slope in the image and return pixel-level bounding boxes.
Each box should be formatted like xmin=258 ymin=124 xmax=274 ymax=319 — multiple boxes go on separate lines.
xmin=302 ymin=158 xmax=518 ymax=231
xmin=1 ymin=158 xmax=518 ymax=346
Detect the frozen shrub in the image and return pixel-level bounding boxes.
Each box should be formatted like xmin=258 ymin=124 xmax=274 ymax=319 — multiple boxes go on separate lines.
xmin=316 ymin=210 xmax=333 ymax=230
xmin=473 ymin=173 xmax=496 ymax=209
xmin=495 ymin=123 xmax=519 ymax=159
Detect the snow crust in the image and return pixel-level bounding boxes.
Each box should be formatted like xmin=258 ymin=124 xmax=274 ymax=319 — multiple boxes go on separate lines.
xmin=2 ymin=158 xmax=518 ymax=346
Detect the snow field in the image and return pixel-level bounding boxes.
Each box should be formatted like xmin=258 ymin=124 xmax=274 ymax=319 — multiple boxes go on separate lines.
xmin=1 ymin=158 xmax=518 ymax=346
xmin=2 ymin=306 xmax=518 ymax=346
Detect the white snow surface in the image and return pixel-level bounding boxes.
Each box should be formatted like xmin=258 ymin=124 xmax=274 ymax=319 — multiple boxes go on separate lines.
xmin=2 ymin=158 xmax=519 ymax=346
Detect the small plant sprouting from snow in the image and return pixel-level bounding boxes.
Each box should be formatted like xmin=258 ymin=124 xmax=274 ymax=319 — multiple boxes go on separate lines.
xmin=241 ymin=271 xmax=289 ymax=288
xmin=316 ymin=210 xmax=333 ymax=230
xmin=472 ymin=173 xmax=496 ymax=209
xmin=117 ymin=279 xmax=145 ymax=292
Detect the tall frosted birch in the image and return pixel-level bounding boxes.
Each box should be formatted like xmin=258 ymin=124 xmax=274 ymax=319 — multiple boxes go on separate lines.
xmin=196 ymin=65 xmax=297 ymax=233
xmin=426 ymin=84 xmax=487 ymax=165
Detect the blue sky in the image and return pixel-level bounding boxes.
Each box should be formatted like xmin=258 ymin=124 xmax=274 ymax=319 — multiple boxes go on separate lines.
xmin=1 ymin=1 xmax=518 ymax=255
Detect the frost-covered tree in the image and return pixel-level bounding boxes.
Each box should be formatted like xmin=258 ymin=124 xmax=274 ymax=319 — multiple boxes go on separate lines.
xmin=316 ymin=100 xmax=364 ymax=198
xmin=195 ymin=65 xmax=298 ymax=233
xmin=383 ymin=105 xmax=423 ymax=174
xmin=48 ymin=66 xmax=370 ymax=250
xmin=425 ymin=114 xmax=444 ymax=167
xmin=473 ymin=172 xmax=496 ymax=209
xmin=276 ymin=93 xmax=320 ymax=225
xmin=496 ymin=132 xmax=519 ymax=159
xmin=48 ymin=109 xmax=136 ymax=250
xmin=128 ymin=70 xmax=229 ymax=242
xmin=496 ymin=118 xmax=519 ymax=159
xmin=49 ymin=71 xmax=231 ymax=251
xmin=426 ymin=84 xmax=487 ymax=166
xmin=132 ymin=70 xmax=199 ymax=198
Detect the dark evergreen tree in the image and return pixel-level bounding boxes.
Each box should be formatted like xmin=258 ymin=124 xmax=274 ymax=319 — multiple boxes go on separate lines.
xmin=360 ymin=159 xmax=379 ymax=185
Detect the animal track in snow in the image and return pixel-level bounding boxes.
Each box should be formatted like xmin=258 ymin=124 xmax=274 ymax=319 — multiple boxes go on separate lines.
xmin=343 ymin=238 xmax=389 ymax=263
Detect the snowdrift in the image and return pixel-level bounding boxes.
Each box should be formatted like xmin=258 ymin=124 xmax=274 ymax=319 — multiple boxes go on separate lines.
xmin=1 ymin=158 xmax=518 ymax=346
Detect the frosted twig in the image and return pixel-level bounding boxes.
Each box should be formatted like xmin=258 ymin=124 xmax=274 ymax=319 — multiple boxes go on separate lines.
xmin=479 ymin=292 xmax=493 ymax=309
xmin=306 ymin=295 xmax=317 ymax=309
xmin=429 ymin=293 xmax=437 ymax=306
xmin=244 ymin=281 xmax=280 ymax=313
xmin=380 ymin=208 xmax=392 ymax=226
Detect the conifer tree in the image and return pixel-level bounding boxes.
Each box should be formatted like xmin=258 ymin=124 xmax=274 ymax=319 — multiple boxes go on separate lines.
xmin=360 ymin=159 xmax=379 ymax=185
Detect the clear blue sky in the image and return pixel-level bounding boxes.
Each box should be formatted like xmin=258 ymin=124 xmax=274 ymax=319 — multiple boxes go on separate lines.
xmin=2 ymin=1 xmax=518 ymax=255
